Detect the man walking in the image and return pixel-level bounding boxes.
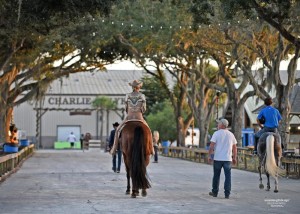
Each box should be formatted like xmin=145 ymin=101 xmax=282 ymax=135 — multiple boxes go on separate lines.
xmin=208 ymin=119 xmax=237 ymax=199
xmin=67 ymin=132 xmax=76 ymax=149
xmin=109 ymin=122 xmax=122 ymax=173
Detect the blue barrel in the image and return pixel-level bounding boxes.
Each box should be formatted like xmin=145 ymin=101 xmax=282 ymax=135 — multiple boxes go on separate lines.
xmin=20 ymin=139 xmax=29 ymax=146
xmin=4 ymin=144 xmax=19 ymax=153
xmin=242 ymin=128 xmax=255 ymax=147
xmin=162 ymin=141 xmax=170 ymax=154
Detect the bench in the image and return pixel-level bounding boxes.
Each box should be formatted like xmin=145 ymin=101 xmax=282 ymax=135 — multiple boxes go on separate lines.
xmin=86 ymin=140 xmax=102 ymax=149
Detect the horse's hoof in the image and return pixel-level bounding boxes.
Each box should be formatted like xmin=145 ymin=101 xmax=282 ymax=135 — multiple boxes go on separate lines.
xmin=131 ymin=193 xmax=137 ymax=198
xmin=274 ymin=190 xmax=278 ymax=193
xmin=125 ymin=190 xmax=130 ymax=195
xmin=259 ymin=184 xmax=264 ymax=189
xmin=265 ymin=188 xmax=270 ymax=191
xmin=142 ymin=190 xmax=147 ymax=197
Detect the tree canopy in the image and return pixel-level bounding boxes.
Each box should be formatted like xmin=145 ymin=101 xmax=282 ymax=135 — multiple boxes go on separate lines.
xmin=0 ymin=0 xmax=120 ymax=143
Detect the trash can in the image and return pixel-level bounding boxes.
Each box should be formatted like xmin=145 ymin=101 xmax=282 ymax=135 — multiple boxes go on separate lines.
xmin=20 ymin=139 xmax=29 ymax=146
xmin=242 ymin=128 xmax=255 ymax=147
xmin=4 ymin=143 xmax=19 ymax=153
xmin=162 ymin=141 xmax=170 ymax=154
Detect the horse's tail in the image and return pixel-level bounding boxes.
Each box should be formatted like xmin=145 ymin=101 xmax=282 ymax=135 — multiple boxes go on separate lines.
xmin=131 ymin=126 xmax=151 ymax=189
xmin=265 ymin=135 xmax=281 ymax=177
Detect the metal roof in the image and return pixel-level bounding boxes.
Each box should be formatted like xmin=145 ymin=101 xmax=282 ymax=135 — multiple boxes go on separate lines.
xmin=47 ymin=70 xmax=145 ymax=95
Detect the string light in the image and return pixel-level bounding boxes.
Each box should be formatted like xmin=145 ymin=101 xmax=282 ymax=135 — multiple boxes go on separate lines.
xmin=94 ymin=16 xmax=299 ymax=32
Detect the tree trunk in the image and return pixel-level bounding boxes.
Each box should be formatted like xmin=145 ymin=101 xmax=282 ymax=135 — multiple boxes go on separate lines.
xmin=176 ymin=116 xmax=185 ymax=147
xmin=106 ymin=110 xmax=109 ymax=139
xmin=231 ymin=103 xmax=243 ymax=147
xmin=100 ymin=110 xmax=104 ymax=141
xmin=277 ymin=48 xmax=299 ymax=148
xmin=0 ymin=80 xmax=13 ymax=143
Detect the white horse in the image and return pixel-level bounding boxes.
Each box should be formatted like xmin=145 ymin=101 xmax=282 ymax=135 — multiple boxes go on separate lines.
xmin=257 ymin=132 xmax=283 ymax=192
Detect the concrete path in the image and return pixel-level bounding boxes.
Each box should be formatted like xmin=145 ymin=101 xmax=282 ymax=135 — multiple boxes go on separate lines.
xmin=0 ymin=149 xmax=299 ymax=214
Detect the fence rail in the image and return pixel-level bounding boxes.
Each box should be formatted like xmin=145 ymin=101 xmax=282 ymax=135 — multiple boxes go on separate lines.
xmin=0 ymin=144 xmax=35 ymax=182
xmin=158 ymin=146 xmax=300 ymax=178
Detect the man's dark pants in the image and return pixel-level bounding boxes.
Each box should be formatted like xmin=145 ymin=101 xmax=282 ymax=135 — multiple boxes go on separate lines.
xmin=112 ymin=149 xmax=122 ymax=171
xmin=212 ymin=160 xmax=232 ymax=197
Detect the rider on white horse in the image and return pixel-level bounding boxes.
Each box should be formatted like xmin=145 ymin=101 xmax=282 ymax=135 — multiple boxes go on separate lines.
xmin=254 ymin=97 xmax=282 ymax=155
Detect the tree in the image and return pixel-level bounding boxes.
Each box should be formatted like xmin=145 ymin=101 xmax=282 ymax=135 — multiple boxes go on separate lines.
xmin=92 ymin=96 xmax=118 ymax=140
xmin=141 ymin=75 xmax=169 ymax=116
xmin=0 ymin=0 xmax=120 ymax=144
xmin=105 ymin=0 xmax=201 ymax=146
xmin=146 ymin=101 xmax=177 ymax=143
xmin=190 ymin=0 xmax=300 ymax=146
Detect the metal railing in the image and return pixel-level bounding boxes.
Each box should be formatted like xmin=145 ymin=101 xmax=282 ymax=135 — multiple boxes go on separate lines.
xmin=0 ymin=144 xmax=35 ymax=181
xmin=158 ymin=146 xmax=300 ymax=178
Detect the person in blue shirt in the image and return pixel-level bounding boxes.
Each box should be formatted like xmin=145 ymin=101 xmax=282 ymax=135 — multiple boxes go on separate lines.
xmin=254 ymin=97 xmax=282 ymax=154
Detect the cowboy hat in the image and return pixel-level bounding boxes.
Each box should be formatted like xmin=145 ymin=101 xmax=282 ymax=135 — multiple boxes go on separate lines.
xmin=112 ymin=122 xmax=120 ymax=127
xmin=129 ymin=80 xmax=143 ymax=88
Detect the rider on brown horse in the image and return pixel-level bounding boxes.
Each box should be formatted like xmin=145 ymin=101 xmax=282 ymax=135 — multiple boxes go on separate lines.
xmin=110 ymin=79 xmax=153 ymax=155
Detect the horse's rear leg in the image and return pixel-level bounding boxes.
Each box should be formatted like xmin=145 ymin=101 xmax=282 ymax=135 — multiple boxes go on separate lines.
xmin=258 ymin=165 xmax=264 ymax=189
xmin=126 ymin=172 xmax=131 ymax=195
xmin=131 ymin=189 xmax=139 ymax=198
xmin=274 ymin=158 xmax=279 ymax=193
xmin=274 ymin=173 xmax=279 ymax=193
xmin=266 ymin=173 xmax=271 ymax=191
xmin=142 ymin=189 xmax=147 ymax=197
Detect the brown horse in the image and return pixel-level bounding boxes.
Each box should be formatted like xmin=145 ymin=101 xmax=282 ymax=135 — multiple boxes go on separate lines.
xmin=257 ymin=132 xmax=283 ymax=192
xmin=120 ymin=120 xmax=153 ymax=198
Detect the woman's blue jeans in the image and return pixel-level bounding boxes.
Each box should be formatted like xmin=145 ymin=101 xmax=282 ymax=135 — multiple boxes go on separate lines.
xmin=154 ymin=146 xmax=158 ymax=162
xmin=212 ymin=160 xmax=232 ymax=197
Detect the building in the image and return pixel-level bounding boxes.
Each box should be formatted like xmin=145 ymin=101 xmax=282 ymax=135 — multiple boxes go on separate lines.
xmin=14 ymin=70 xmax=145 ymax=149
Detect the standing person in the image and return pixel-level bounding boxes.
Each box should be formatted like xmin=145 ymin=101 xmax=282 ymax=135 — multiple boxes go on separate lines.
xmin=254 ymin=97 xmax=282 ymax=154
xmin=83 ymin=132 xmax=92 ymax=150
xmin=80 ymin=134 xmax=84 ymax=152
xmin=152 ymin=130 xmax=160 ymax=163
xmin=109 ymin=122 xmax=122 ymax=173
xmin=110 ymin=80 xmax=152 ymax=155
xmin=208 ymin=119 xmax=237 ymax=199
xmin=67 ymin=132 xmax=76 ymax=149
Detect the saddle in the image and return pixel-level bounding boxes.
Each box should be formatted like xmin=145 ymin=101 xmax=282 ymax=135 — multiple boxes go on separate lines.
xmin=117 ymin=119 xmax=152 ymax=139
xmin=111 ymin=119 xmax=153 ymax=156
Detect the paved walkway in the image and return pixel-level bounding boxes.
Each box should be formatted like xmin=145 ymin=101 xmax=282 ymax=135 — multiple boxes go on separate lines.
xmin=0 ymin=149 xmax=299 ymax=214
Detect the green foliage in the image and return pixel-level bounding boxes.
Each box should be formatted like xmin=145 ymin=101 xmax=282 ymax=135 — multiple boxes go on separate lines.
xmin=141 ymin=75 xmax=169 ymax=116
xmin=92 ymin=96 xmax=117 ymax=109
xmin=146 ymin=101 xmax=177 ymax=142
xmin=0 ymin=0 xmax=122 ymax=107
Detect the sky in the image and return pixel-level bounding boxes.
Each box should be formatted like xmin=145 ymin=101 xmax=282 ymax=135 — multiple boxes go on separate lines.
xmin=106 ymin=58 xmax=300 ymax=71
